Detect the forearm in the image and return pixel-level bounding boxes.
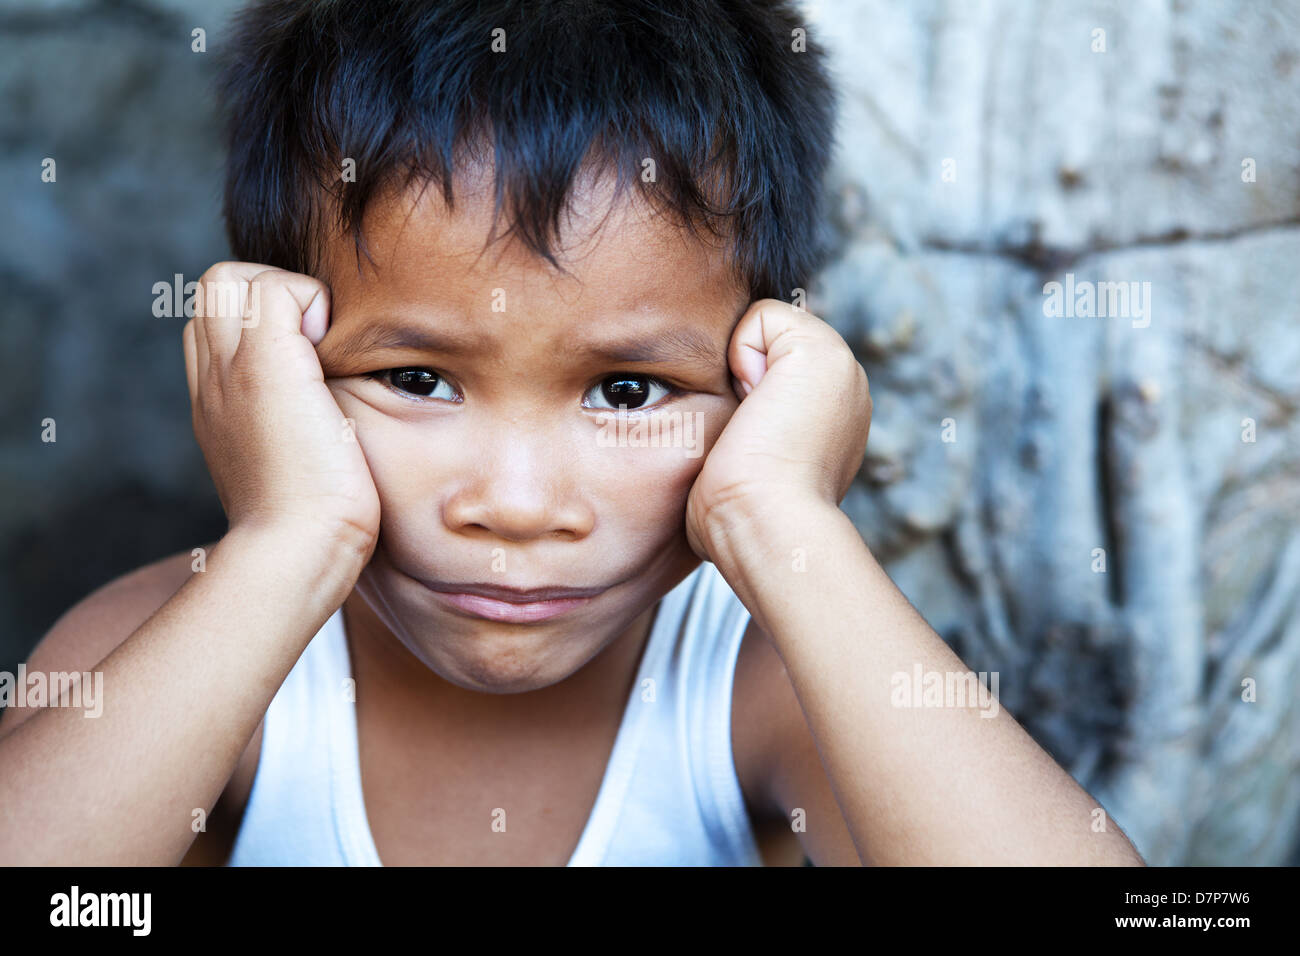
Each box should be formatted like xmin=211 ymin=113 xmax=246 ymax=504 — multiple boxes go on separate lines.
xmin=705 ymin=498 xmax=1145 ymax=866
xmin=0 ymin=525 xmax=361 ymax=865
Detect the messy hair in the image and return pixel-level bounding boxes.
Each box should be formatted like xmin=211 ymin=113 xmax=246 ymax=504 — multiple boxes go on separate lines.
xmin=214 ymin=0 xmax=839 ymax=301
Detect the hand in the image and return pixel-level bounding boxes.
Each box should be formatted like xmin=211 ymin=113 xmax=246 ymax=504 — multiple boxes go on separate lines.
xmin=182 ymin=262 xmax=381 ymax=561
xmin=685 ymin=298 xmax=871 ymax=561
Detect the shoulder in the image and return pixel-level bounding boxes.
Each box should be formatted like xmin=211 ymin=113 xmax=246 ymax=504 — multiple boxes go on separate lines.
xmin=3 ymin=546 xmax=205 ymax=730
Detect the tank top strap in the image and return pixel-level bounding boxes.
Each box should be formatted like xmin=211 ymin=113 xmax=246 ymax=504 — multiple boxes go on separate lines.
xmin=227 ymin=608 xmax=357 ymax=865
xmin=679 ymin=562 xmax=765 ymax=864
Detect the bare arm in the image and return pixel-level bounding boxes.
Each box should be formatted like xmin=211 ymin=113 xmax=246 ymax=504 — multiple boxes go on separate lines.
xmin=708 ymin=498 xmax=1147 ymax=866
xmin=0 ymin=526 xmax=363 ymax=865
xmin=0 ymin=262 xmax=382 ymax=865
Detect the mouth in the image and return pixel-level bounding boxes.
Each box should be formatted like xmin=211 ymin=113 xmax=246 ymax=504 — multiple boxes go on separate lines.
xmin=414 ymin=578 xmax=608 ymax=624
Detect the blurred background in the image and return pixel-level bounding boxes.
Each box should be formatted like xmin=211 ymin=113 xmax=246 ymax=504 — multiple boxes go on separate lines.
xmin=2 ymin=0 xmax=1298 ymax=865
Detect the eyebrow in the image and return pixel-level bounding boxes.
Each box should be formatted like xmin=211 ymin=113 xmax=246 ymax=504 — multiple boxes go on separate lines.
xmin=321 ymin=320 xmax=727 ymax=372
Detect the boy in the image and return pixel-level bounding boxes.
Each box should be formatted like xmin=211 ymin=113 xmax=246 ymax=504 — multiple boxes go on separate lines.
xmin=0 ymin=0 xmax=1144 ymax=866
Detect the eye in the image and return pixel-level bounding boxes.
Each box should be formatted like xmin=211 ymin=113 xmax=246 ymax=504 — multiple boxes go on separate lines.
xmin=365 ymin=367 xmax=459 ymax=402
xmin=583 ymin=374 xmax=674 ymax=412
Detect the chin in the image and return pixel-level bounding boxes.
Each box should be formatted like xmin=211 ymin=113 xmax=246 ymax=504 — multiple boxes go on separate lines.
xmin=406 ymin=621 xmax=599 ymax=695
xmin=441 ymin=662 xmax=567 ymax=695
xmin=355 ymin=561 xmax=640 ymax=694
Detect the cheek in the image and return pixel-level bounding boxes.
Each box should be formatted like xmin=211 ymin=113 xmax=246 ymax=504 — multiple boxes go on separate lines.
xmin=359 ymin=430 xmax=450 ymax=517
xmin=582 ymin=412 xmax=723 ymax=524
xmin=325 ymin=387 xmax=451 ymax=510
xmin=597 ymin=448 xmax=698 ymax=516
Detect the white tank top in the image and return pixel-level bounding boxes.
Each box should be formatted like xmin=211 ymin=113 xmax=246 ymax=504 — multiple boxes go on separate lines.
xmin=226 ymin=561 xmax=765 ymax=866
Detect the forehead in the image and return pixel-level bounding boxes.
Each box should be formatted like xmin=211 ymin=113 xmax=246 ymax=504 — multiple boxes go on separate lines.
xmin=318 ymin=159 xmax=749 ymax=344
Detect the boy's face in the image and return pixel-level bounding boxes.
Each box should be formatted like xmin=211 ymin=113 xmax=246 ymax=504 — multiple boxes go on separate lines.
xmin=315 ymin=162 xmax=749 ymax=695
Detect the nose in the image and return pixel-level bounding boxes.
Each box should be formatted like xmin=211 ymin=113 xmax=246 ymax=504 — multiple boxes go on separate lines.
xmin=441 ymin=422 xmax=595 ymax=543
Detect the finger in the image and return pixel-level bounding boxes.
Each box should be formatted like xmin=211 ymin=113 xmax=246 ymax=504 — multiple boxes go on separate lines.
xmin=233 ymin=271 xmax=330 ymax=372
xmin=182 ymin=318 xmax=198 ymax=407
xmin=191 ymin=305 xmax=209 ymax=384
xmin=195 ymin=261 xmax=269 ymax=372
xmin=727 ymin=299 xmax=816 ymax=394
xmin=236 ymin=269 xmax=330 ymax=348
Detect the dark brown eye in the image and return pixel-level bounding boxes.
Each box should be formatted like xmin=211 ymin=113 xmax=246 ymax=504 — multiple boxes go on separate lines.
xmin=392 ymin=368 xmax=439 ymax=395
xmin=368 ymin=367 xmax=457 ymax=401
xmin=604 ymin=376 xmax=648 ymax=408
xmin=584 ymin=374 xmax=672 ymax=411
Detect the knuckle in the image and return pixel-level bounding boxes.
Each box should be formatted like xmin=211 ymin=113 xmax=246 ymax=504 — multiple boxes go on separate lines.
xmin=745 ymin=297 xmax=793 ymax=322
xmin=295 ymin=270 xmax=326 ymax=291
xmin=201 ymin=261 xmax=238 ymax=285
xmin=292 ymin=273 xmax=330 ymax=304
xmin=244 ymin=269 xmax=287 ymax=310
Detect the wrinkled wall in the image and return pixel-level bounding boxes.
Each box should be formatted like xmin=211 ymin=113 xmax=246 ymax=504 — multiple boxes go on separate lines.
xmin=807 ymin=0 xmax=1300 ymax=864
xmin=2 ymin=0 xmax=1297 ymax=864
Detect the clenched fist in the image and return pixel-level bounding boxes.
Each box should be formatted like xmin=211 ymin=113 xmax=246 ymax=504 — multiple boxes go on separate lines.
xmin=182 ymin=263 xmax=381 ymax=563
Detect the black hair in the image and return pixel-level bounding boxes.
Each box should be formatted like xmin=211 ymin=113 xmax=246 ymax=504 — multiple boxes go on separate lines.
xmin=214 ymin=0 xmax=839 ymax=301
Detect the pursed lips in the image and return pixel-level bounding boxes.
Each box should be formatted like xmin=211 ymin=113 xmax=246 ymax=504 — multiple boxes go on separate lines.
xmin=418 ymin=579 xmax=610 ymax=603
xmin=411 ymin=576 xmax=612 ymax=624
